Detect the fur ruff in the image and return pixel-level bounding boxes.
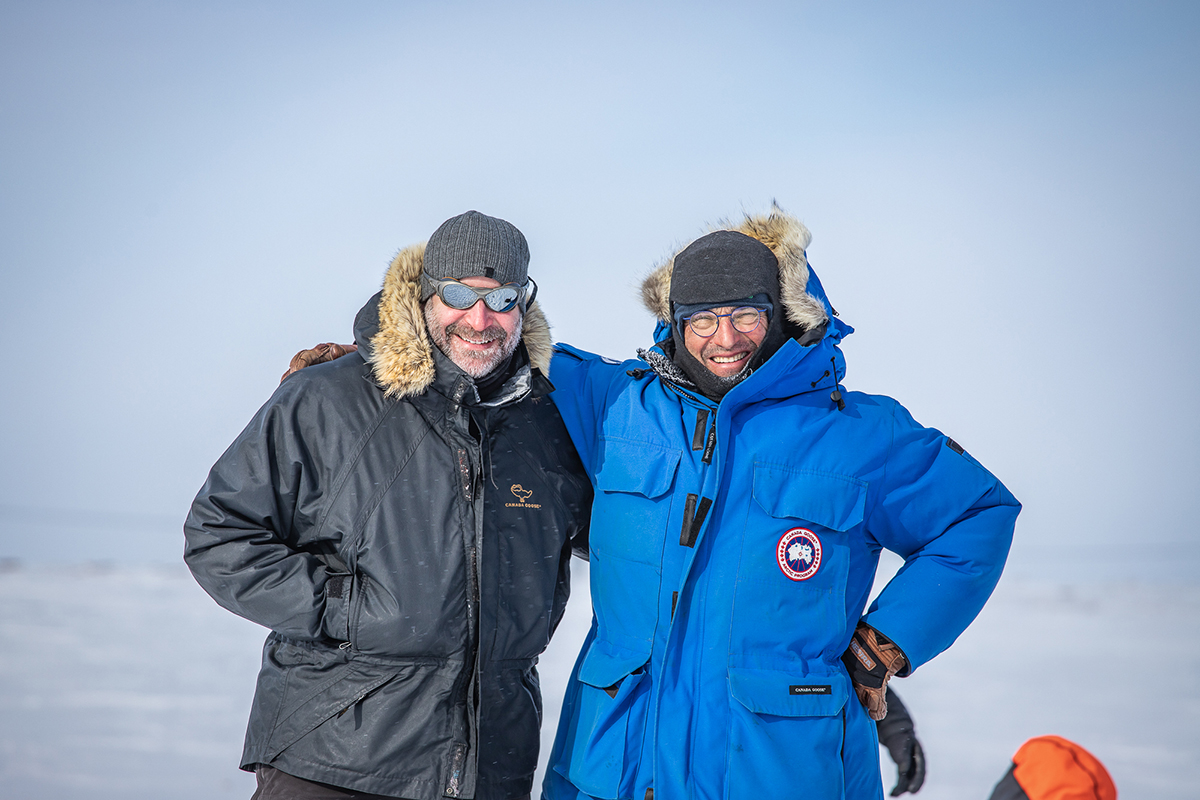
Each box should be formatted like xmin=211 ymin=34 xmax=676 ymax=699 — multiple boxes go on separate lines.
xmin=640 ymin=204 xmax=828 ymax=333
xmin=369 ymin=242 xmax=552 ymax=399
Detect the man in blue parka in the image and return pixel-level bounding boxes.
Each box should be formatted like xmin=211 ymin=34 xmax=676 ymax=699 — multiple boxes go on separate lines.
xmin=542 ymin=208 xmax=1020 ymax=800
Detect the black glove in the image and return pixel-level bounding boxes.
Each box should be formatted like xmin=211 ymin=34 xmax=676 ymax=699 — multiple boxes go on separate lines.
xmin=875 ymin=686 xmax=926 ymax=796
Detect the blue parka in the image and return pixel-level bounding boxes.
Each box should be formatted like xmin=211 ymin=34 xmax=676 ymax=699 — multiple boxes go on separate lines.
xmin=542 ymin=210 xmax=1020 ymax=800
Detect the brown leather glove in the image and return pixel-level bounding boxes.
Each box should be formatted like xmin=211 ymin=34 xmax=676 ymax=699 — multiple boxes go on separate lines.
xmin=280 ymin=342 xmax=357 ymax=383
xmin=841 ymin=621 xmax=907 ymax=721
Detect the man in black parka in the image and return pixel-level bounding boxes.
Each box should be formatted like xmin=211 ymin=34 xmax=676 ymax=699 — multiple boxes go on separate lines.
xmin=185 ymin=211 xmax=592 ymax=800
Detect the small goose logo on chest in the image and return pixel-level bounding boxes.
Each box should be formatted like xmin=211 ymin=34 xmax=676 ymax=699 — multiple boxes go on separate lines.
xmin=506 ymin=484 xmax=541 ymax=509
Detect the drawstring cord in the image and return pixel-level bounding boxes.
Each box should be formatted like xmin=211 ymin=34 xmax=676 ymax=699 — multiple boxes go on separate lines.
xmin=809 ymin=358 xmax=845 ymax=411
xmin=830 ymin=356 xmax=845 ymax=411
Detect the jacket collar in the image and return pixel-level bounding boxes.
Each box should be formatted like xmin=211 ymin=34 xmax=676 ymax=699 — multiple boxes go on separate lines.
xmin=426 ymin=341 xmax=539 ymax=409
xmin=641 ymin=332 xmax=846 ymax=409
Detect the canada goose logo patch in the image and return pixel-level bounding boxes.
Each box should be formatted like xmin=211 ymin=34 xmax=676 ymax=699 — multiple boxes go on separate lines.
xmin=777 ymin=528 xmax=822 ymax=581
xmin=506 ymin=484 xmax=542 ymax=509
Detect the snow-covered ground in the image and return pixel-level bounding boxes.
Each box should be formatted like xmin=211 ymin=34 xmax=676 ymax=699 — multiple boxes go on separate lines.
xmin=0 ymin=557 xmax=1196 ymax=800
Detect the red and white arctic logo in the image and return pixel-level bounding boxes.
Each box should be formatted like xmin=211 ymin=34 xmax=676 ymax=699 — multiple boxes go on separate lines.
xmin=777 ymin=528 xmax=822 ymax=581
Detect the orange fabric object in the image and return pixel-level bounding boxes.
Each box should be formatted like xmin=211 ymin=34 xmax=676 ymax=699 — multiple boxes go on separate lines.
xmin=1011 ymin=735 xmax=1117 ymax=800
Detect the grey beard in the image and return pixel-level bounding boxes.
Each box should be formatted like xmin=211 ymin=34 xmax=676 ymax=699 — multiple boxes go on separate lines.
xmin=424 ymin=305 xmax=522 ymax=379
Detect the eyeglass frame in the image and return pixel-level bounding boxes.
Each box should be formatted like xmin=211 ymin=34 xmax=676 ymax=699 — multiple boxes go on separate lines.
xmin=432 ymin=277 xmax=537 ymax=314
xmin=683 ymin=306 xmax=767 ymax=338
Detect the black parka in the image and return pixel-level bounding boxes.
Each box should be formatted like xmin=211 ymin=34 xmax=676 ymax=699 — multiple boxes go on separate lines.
xmin=184 ymin=243 xmax=591 ymax=800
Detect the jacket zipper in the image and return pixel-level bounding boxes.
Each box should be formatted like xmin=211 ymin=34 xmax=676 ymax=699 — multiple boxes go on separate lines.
xmin=448 ymin=444 xmax=483 ymax=798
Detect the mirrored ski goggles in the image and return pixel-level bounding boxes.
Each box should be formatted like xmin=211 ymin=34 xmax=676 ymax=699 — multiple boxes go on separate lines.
xmin=684 ymin=306 xmax=766 ymax=337
xmin=433 ymin=277 xmax=537 ymax=313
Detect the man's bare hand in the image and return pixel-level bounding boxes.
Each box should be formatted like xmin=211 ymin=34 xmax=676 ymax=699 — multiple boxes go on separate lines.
xmin=280 ymin=343 xmax=358 ymax=383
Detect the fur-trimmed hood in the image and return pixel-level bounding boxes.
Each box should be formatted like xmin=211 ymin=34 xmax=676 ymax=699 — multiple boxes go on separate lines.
xmin=640 ymin=205 xmax=839 ymax=339
xmin=355 ymin=242 xmax=552 ymax=399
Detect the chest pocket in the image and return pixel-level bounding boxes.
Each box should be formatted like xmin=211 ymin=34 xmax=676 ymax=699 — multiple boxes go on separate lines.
xmin=730 ymin=465 xmax=868 ymax=667
xmin=751 ymin=465 xmax=867 ymax=532
xmin=591 ymin=437 xmax=680 ymax=565
xmin=589 ymin=437 xmax=681 ymax=655
xmin=594 ymin=438 xmax=679 ymax=495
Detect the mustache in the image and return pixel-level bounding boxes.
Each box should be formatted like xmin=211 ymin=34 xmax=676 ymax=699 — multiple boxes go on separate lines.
xmin=445 ymin=321 xmax=507 ymax=344
xmin=701 ymin=343 xmax=754 ymax=358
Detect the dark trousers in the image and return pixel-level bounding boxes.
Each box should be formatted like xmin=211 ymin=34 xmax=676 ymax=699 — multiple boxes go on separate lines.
xmin=251 ymin=765 xmax=531 ymax=800
xmin=251 ymin=765 xmax=410 ymax=800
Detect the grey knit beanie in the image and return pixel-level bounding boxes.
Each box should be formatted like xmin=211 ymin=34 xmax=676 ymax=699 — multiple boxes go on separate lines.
xmin=420 ymin=210 xmax=530 ymax=301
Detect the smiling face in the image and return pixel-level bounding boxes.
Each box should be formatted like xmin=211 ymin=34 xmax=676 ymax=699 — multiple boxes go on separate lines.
xmin=682 ymin=305 xmax=769 ymax=378
xmin=423 ymin=276 xmax=523 ymax=378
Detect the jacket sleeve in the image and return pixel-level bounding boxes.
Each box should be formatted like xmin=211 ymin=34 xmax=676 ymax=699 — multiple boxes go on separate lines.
xmin=183 ymin=380 xmax=345 ymax=643
xmin=547 ymin=344 xmax=627 ymax=479
xmin=861 ymin=400 xmax=1020 ymax=672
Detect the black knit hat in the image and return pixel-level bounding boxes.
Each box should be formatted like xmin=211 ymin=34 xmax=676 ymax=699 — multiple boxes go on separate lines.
xmin=669 ymin=230 xmax=785 ymax=401
xmin=420 ymin=211 xmax=530 ymax=301
xmin=669 ymin=230 xmax=780 ymax=307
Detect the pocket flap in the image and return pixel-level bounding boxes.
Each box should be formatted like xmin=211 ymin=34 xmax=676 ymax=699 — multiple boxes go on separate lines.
xmin=266 ymin=662 xmax=401 ymax=759
xmin=578 ymin=637 xmax=650 ymax=690
xmin=752 ymin=466 xmax=866 ymax=531
xmin=594 ymin=439 xmax=681 ymax=499
xmin=728 ymin=667 xmax=849 ymax=718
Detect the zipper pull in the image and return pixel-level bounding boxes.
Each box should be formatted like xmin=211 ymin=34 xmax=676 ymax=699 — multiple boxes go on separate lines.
xmin=692 ymin=409 xmax=709 ymax=452
xmin=457 ymin=448 xmax=473 ymax=501
xmin=445 ymin=741 xmax=468 ymax=797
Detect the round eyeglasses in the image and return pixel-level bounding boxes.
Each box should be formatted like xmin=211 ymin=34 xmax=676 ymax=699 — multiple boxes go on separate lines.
xmin=433 ymin=278 xmax=537 ymax=313
xmin=685 ymin=307 xmax=766 ymax=338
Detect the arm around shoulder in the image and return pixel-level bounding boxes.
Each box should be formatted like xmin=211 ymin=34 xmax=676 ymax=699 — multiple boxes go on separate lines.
xmin=547 ymin=344 xmax=636 ymax=474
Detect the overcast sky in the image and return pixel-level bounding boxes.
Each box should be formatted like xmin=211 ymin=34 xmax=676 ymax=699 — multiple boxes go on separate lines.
xmin=1 ymin=1 xmax=1197 ymax=575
